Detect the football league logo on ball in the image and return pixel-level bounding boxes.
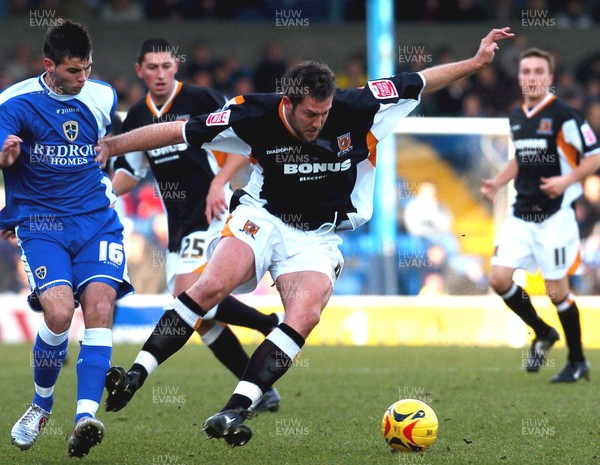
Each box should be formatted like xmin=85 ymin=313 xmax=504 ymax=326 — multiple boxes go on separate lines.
xmin=382 ymin=399 xmax=438 ymax=452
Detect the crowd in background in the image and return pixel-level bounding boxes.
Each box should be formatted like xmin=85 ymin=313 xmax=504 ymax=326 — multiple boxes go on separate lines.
xmin=2 ymin=0 xmax=600 ymax=25
xmin=2 ymin=0 xmax=600 ymax=295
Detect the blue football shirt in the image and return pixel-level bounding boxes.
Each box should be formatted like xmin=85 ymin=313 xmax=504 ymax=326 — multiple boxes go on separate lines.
xmin=0 ymin=73 xmax=117 ymax=228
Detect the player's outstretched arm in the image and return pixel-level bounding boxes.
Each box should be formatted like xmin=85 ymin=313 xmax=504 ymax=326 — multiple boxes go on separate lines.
xmin=480 ymin=157 xmax=518 ymax=204
xmin=0 ymin=135 xmax=23 ymax=168
xmin=421 ymin=27 xmax=514 ymax=96
xmin=95 ymin=121 xmax=185 ymax=166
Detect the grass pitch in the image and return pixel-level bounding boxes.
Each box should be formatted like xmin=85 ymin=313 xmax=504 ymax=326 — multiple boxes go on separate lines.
xmin=1 ymin=343 xmax=599 ymax=465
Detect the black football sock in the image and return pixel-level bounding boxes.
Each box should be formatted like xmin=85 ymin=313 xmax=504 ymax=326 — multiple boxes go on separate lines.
xmin=213 ymin=296 xmax=279 ymax=335
xmin=202 ymin=324 xmax=250 ymax=379
xmin=555 ymin=294 xmax=584 ymax=362
xmin=138 ymin=309 xmax=195 ymax=366
xmin=500 ymin=283 xmax=553 ymax=337
xmin=221 ymin=323 xmax=304 ymax=412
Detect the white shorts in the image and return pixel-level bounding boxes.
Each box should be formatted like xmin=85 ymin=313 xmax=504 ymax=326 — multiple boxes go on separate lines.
xmin=491 ymin=207 xmax=581 ymax=280
xmin=208 ymin=204 xmax=345 ymax=294
xmin=165 ymin=217 xmax=227 ymax=295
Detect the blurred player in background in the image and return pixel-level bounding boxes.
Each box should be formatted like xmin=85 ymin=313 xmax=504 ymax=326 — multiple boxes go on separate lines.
xmin=97 ymin=27 xmax=514 ymax=447
xmin=0 ymin=20 xmax=133 ymax=457
xmin=481 ymin=47 xmax=600 ymax=383
xmin=105 ymin=38 xmax=281 ymax=413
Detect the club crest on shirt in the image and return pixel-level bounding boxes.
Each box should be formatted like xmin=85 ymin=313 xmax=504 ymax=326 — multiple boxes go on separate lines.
xmin=368 ymin=79 xmax=399 ymax=99
xmin=62 ymin=120 xmax=78 ymax=141
xmin=536 ymin=118 xmax=553 ymax=135
xmin=240 ymin=220 xmax=260 ymax=238
xmin=34 ymin=266 xmax=47 ymax=280
xmin=337 ymin=132 xmax=353 ymax=156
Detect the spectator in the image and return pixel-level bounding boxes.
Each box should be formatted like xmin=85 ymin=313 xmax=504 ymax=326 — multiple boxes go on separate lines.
xmin=580 ymin=222 xmax=600 ymax=293
xmin=336 ymin=54 xmax=366 ymax=89
xmin=231 ymin=75 xmax=254 ymax=96
xmin=471 ymin=65 xmax=513 ymax=115
xmin=447 ymin=0 xmax=489 ymax=22
xmin=576 ymin=174 xmax=600 ymax=240
xmin=585 ymin=100 xmax=600 ymax=134
xmin=556 ymin=0 xmax=593 ymax=29
xmin=5 ymin=43 xmax=33 ymax=82
xmin=575 ymin=51 xmax=600 ymax=87
xmin=143 ymin=0 xmax=173 ymax=20
xmin=212 ymin=55 xmax=251 ymax=95
xmin=418 ymin=272 xmax=447 ymax=295
xmin=123 ymin=229 xmax=167 ymax=294
xmin=432 ymin=78 xmax=469 ymax=116
xmin=555 ymin=72 xmax=587 ymax=112
xmin=403 ymin=181 xmax=459 ymax=255
xmin=0 ymin=68 xmax=14 ymax=92
xmin=100 ymin=0 xmax=144 ymax=22
xmin=584 ymin=79 xmax=600 ymax=104
xmin=253 ymin=41 xmax=287 ymax=92
xmin=497 ymin=34 xmax=529 ymax=80
xmin=460 ymin=92 xmax=485 ymax=117
xmin=183 ymin=40 xmax=215 ymax=81
xmin=190 ymin=70 xmax=214 ymax=88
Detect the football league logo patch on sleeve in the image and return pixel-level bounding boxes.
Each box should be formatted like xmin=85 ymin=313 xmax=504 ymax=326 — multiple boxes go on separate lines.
xmin=206 ymin=109 xmax=231 ymax=126
xmin=581 ymin=122 xmax=597 ymax=146
xmin=368 ymin=80 xmax=399 ymax=99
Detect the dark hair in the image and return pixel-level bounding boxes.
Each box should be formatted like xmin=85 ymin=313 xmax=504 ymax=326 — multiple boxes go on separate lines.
xmin=43 ymin=20 xmax=92 ymax=65
xmin=137 ymin=38 xmax=175 ymax=65
xmin=519 ymin=47 xmax=555 ymax=74
xmin=282 ymin=61 xmax=336 ymax=105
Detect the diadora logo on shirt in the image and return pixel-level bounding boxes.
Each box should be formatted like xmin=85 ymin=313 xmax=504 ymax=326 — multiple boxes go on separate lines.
xmin=266 ymin=146 xmax=301 ymax=155
xmin=283 ymin=159 xmax=352 ymax=174
xmin=62 ymin=121 xmax=78 ymax=141
xmin=206 ymin=109 xmax=231 ymax=126
xmin=368 ymin=79 xmax=398 ymax=99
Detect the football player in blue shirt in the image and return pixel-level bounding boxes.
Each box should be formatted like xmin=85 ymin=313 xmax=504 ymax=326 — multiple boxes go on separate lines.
xmin=0 ymin=20 xmax=133 ymax=458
